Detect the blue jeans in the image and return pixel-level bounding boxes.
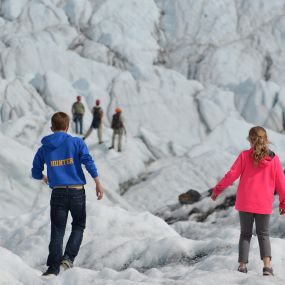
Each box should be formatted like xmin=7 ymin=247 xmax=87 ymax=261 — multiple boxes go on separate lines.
xmin=47 ymin=188 xmax=86 ymax=271
xmin=73 ymin=114 xmax=83 ymax=134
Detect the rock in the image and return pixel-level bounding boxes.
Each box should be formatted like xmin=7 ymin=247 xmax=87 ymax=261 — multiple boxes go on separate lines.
xmin=178 ymin=189 xmax=202 ymax=205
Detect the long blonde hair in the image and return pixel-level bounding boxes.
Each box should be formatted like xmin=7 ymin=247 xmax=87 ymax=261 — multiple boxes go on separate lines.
xmin=248 ymin=126 xmax=269 ymax=165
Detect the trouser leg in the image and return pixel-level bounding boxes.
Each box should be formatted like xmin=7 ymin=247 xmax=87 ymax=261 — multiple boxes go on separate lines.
xmin=98 ymin=124 xmax=103 ymax=143
xmin=238 ymin=211 xmax=254 ymax=263
xmin=255 ymin=214 xmax=271 ymax=260
xmin=83 ymin=127 xmax=93 ymax=140
xmin=79 ymin=116 xmax=83 ymax=135
xmin=63 ymin=190 xmax=86 ymax=262
xmin=118 ymin=129 xmax=123 ymax=151
xmin=47 ymin=191 xmax=68 ymax=270
xmin=111 ymin=130 xmax=116 ymax=147
xmin=75 ymin=117 xmax=79 ymax=134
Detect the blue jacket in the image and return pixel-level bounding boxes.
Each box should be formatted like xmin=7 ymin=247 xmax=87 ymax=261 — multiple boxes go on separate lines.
xmin=31 ymin=132 xmax=98 ymax=188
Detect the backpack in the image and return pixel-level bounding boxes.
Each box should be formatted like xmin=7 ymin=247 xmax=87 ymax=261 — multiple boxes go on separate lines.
xmin=111 ymin=113 xmax=123 ymax=129
xmin=91 ymin=107 xmax=103 ymax=128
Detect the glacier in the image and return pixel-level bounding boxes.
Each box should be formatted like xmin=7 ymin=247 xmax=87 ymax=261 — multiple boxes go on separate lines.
xmin=0 ymin=0 xmax=285 ymax=284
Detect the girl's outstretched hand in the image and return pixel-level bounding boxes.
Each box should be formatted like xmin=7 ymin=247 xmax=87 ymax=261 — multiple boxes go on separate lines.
xmin=211 ymin=192 xmax=217 ymax=201
xmin=279 ymin=208 xmax=285 ymax=215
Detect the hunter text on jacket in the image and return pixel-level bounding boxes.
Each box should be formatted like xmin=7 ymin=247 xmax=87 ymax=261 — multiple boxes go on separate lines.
xmin=51 ymin=158 xmax=74 ymax=167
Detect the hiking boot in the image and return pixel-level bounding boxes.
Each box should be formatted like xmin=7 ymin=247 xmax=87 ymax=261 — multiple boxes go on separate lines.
xmin=108 ymin=146 xmax=114 ymax=150
xmin=61 ymin=259 xmax=73 ymax=270
xmin=42 ymin=266 xmax=59 ymax=276
xmin=238 ymin=266 xmax=248 ymax=274
xmin=263 ymin=267 xmax=273 ymax=276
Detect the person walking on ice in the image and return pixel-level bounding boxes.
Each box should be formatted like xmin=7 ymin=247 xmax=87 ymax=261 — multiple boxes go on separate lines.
xmin=72 ymin=96 xmax=85 ymax=135
xmin=109 ymin=107 xmax=126 ymax=152
xmin=211 ymin=126 xmax=285 ymax=276
xmin=31 ymin=112 xmax=104 ymax=277
xmin=83 ymin=99 xmax=103 ymax=144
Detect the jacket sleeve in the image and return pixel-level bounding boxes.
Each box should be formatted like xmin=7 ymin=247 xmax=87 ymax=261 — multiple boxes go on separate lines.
xmin=213 ymin=153 xmax=243 ymax=196
xmin=31 ymin=147 xmax=45 ymax=180
xmin=79 ymin=140 xmax=98 ymax=178
xmin=274 ymin=156 xmax=285 ymax=209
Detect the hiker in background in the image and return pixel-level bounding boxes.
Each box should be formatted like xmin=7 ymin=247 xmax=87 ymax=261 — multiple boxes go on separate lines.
xmin=109 ymin=107 xmax=126 ymax=152
xmin=83 ymin=99 xmax=103 ymax=144
xmin=211 ymin=126 xmax=285 ymax=276
xmin=72 ymin=96 xmax=85 ymax=135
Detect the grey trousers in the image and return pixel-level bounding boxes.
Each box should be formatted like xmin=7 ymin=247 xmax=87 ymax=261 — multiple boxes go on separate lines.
xmin=238 ymin=211 xmax=271 ymax=263
xmin=84 ymin=124 xmax=103 ymax=143
xmin=111 ymin=128 xmax=123 ymax=151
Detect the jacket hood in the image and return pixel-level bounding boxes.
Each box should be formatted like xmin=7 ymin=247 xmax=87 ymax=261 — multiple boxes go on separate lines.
xmin=250 ymin=149 xmax=275 ymax=168
xmin=41 ymin=132 xmax=70 ymax=149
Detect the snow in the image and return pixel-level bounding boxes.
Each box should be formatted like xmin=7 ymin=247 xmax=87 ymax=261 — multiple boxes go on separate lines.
xmin=0 ymin=0 xmax=285 ymax=284
xmin=123 ymin=151 xmax=235 ymax=213
xmin=85 ymin=0 xmax=160 ymax=77
xmin=157 ymin=0 xmax=285 ymax=132
xmin=0 ymin=0 xmax=28 ymax=21
xmin=63 ymin=0 xmax=92 ymax=29
xmin=197 ymin=85 xmax=240 ymax=131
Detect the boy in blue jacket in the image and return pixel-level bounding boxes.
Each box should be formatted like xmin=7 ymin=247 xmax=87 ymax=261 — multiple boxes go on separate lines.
xmin=31 ymin=112 xmax=104 ymax=276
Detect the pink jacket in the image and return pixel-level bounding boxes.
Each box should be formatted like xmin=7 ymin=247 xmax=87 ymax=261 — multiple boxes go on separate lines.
xmin=213 ymin=149 xmax=285 ymax=214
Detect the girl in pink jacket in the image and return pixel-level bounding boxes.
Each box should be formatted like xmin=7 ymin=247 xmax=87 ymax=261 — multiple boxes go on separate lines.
xmin=211 ymin=126 xmax=285 ymax=276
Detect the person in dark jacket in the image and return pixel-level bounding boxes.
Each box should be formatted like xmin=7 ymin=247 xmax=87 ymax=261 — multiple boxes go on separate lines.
xmin=83 ymin=99 xmax=103 ymax=143
xmin=109 ymin=107 xmax=126 ymax=152
xmin=31 ymin=112 xmax=104 ymax=277
xmin=72 ymin=96 xmax=85 ymax=135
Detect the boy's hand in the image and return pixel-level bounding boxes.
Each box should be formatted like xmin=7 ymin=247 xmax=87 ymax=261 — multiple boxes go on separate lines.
xmin=279 ymin=208 xmax=285 ymax=215
xmin=94 ymin=177 xmax=104 ymax=200
xmin=211 ymin=192 xmax=217 ymax=201
xmin=43 ymin=175 xmax=48 ymax=185
xmin=96 ymin=184 xmax=104 ymax=200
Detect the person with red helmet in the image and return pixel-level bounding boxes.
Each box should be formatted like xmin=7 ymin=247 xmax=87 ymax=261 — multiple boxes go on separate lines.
xmin=72 ymin=96 xmax=85 ymax=135
xmin=83 ymin=99 xmax=103 ymax=144
xmin=109 ymin=107 xmax=126 ymax=152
